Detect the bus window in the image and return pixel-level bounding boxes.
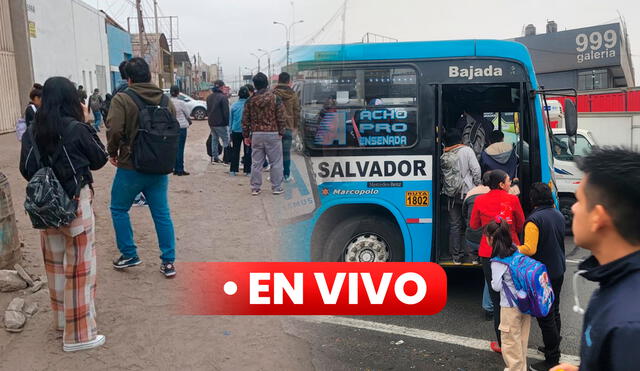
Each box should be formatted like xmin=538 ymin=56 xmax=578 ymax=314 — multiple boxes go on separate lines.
xmin=300 ymin=67 xmax=418 ymax=150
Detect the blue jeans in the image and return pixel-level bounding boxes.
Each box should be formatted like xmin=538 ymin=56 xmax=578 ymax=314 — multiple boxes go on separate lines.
xmin=282 ymin=129 xmax=293 ymax=178
xmin=210 ymin=126 xmax=229 ymax=161
xmin=110 ymin=168 xmax=176 ymax=263
xmin=174 ymin=128 xmax=187 ymax=172
xmin=483 ymin=281 xmax=494 ymax=312
xmin=92 ymin=110 xmax=102 ymax=131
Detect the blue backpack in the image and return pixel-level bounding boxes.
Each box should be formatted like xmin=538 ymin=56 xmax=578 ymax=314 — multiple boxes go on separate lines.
xmin=492 ymin=251 xmax=554 ymax=317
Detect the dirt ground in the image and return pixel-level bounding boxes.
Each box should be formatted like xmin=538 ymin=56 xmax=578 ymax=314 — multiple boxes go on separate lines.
xmin=0 ymin=122 xmax=314 ymax=370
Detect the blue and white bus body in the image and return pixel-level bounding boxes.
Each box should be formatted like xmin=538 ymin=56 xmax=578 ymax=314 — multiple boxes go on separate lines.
xmin=281 ymin=40 xmax=556 ymax=263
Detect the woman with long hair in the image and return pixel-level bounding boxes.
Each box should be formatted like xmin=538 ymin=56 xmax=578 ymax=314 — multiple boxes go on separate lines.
xmin=19 ymin=76 xmax=108 ymax=352
xmin=469 ymin=169 xmax=525 ymax=353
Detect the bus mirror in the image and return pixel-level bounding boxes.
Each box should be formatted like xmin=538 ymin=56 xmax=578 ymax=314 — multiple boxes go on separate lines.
xmin=564 ymin=100 xmax=578 ymax=137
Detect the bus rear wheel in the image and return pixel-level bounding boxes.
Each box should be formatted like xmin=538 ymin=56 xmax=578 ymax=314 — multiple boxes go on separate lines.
xmin=322 ymin=216 xmax=404 ymax=262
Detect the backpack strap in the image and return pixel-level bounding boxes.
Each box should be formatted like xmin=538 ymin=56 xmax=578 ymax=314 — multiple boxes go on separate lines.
xmin=502 ymin=280 xmax=518 ymax=307
xmin=124 ymin=89 xmax=148 ymax=110
xmin=159 ymin=94 xmax=169 ymax=108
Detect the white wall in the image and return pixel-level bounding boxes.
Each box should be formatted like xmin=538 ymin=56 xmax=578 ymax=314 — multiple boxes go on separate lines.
xmin=578 ymin=112 xmax=640 ymax=151
xmin=27 ymin=0 xmax=111 ymax=94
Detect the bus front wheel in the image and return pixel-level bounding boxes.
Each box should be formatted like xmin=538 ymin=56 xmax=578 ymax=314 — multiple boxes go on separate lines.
xmin=323 ymin=216 xmax=404 ymax=262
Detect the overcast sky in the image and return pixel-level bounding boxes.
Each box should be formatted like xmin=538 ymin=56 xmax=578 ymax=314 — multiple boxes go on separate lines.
xmin=87 ymin=0 xmax=640 ymax=86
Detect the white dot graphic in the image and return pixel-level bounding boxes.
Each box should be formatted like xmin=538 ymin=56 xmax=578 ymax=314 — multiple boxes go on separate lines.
xmin=224 ymin=281 xmax=238 ymax=295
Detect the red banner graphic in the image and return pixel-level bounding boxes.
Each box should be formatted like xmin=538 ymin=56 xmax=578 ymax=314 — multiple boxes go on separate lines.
xmin=174 ymin=263 xmax=447 ymax=315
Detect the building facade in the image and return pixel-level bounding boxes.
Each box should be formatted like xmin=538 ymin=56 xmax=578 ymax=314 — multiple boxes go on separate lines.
xmin=172 ymin=51 xmax=192 ymax=94
xmin=104 ymin=12 xmax=132 ymax=94
xmin=514 ymin=22 xmax=635 ymax=91
xmin=131 ymin=33 xmax=172 ymax=88
xmin=0 ymin=0 xmax=33 ymax=134
xmin=27 ymin=0 xmax=111 ymax=94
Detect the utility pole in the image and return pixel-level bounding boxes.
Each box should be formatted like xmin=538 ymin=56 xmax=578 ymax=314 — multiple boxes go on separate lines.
xmin=169 ymin=16 xmax=174 ymax=85
xmin=136 ymin=0 xmax=145 ymax=57
xmin=154 ymin=0 xmax=159 ymax=34
xmin=341 ymin=0 xmax=347 ymax=44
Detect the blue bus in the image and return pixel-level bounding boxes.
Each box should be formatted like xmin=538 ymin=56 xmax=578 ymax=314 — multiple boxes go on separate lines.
xmin=281 ymin=40 xmax=577 ymax=264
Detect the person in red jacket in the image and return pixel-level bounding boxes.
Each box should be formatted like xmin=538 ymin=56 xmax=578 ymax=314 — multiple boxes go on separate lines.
xmin=470 ymin=169 xmax=525 ymax=353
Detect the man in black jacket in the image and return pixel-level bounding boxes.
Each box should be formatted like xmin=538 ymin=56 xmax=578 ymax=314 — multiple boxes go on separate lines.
xmin=206 ymin=80 xmax=230 ymax=164
xmin=551 ymin=147 xmax=640 ymax=371
xmin=520 ymin=183 xmax=565 ymax=371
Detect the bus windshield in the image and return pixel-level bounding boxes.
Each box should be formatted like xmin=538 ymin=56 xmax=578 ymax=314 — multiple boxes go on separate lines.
xmin=299 ymin=66 xmax=418 ymax=150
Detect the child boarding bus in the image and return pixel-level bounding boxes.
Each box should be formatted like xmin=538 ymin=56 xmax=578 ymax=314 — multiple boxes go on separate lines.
xmin=280 ymin=40 xmax=577 ymax=265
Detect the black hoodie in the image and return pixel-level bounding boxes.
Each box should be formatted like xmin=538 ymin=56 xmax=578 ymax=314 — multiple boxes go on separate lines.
xmin=577 ymin=250 xmax=640 ymax=370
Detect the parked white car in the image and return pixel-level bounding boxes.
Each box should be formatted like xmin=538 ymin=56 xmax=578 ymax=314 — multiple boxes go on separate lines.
xmin=551 ymin=128 xmax=597 ymax=227
xmin=162 ymin=89 xmax=208 ymax=120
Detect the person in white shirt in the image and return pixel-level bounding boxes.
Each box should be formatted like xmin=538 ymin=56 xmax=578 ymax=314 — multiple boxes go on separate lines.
xmin=170 ymin=85 xmax=192 ymax=176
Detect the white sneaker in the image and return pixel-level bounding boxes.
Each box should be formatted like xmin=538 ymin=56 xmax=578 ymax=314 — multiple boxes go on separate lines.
xmin=63 ymin=334 xmax=106 ymax=352
xmin=272 ymin=189 xmax=284 ymax=195
xmin=251 ymin=190 xmax=261 ymax=196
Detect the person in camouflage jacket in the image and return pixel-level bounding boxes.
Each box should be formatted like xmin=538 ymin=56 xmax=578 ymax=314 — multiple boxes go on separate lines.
xmin=241 ymin=72 xmax=286 ymax=195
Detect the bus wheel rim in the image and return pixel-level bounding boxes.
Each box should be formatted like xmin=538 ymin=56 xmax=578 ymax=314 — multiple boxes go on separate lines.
xmin=343 ymin=234 xmax=390 ymax=262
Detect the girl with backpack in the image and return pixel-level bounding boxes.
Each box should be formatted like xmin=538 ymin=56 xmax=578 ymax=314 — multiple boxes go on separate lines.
xmin=470 ymin=169 xmax=525 ymax=353
xmin=19 ymin=76 xmax=108 ymax=352
xmin=488 ymin=217 xmax=532 ymax=371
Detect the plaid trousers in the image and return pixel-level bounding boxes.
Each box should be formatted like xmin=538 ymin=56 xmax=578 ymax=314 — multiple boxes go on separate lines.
xmin=40 ymin=186 xmax=98 ymax=344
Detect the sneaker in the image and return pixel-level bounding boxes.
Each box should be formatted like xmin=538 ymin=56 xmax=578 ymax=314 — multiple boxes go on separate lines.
xmin=212 ymin=158 xmax=224 ymax=164
xmin=229 ymin=171 xmax=237 ymax=176
xmin=263 ymin=164 xmax=271 ymax=172
xmin=113 ymin=255 xmax=142 ymax=269
xmin=453 ymin=258 xmax=462 ymax=265
xmin=180 ymin=171 xmax=190 ymax=176
xmin=63 ymin=335 xmax=105 ymax=352
xmin=272 ymin=188 xmax=284 ymax=195
xmin=160 ymin=262 xmax=176 ymax=278
xmin=490 ymin=341 xmax=502 ymax=353
xmin=471 ymin=258 xmax=480 ymax=265
xmin=251 ymin=189 xmax=261 ymax=196
xmin=529 ymin=360 xmax=557 ymax=371
xmin=283 ymin=175 xmax=292 ymax=183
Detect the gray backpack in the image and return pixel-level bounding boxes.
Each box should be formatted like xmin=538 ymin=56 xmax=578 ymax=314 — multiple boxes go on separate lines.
xmin=461 ymin=115 xmax=487 ymax=159
xmin=441 ymin=147 xmax=463 ymax=198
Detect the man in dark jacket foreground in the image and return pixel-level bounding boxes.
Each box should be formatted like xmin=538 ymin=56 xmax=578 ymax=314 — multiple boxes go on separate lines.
xmin=551 ymin=147 xmax=640 ymax=371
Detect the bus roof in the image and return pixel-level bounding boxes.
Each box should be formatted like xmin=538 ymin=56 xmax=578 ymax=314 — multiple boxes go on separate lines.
xmin=291 ymin=40 xmax=538 ymax=87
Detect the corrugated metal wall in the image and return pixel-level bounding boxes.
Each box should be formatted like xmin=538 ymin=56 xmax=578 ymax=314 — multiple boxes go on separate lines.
xmin=0 ymin=0 xmax=22 ymax=134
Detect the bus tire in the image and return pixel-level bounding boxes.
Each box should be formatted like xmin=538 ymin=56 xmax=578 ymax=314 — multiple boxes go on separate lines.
xmin=321 ymin=216 xmax=404 ymax=262
xmin=559 ymin=195 xmax=575 ymax=234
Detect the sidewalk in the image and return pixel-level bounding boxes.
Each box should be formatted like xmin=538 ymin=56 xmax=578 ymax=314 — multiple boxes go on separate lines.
xmin=0 ymin=122 xmax=312 ymax=370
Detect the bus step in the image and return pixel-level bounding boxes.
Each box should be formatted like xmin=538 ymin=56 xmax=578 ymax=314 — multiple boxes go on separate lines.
xmin=439 ymin=261 xmax=481 ymax=267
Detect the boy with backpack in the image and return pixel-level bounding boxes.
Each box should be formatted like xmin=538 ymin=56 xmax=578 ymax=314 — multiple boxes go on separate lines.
xmin=441 ymin=128 xmax=481 ymax=264
xmin=106 ymin=57 xmax=180 ymax=278
xmin=489 ymin=217 xmax=555 ymax=371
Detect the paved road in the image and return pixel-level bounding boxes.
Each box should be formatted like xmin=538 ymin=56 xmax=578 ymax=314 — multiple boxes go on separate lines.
xmin=285 ymin=237 xmax=597 ymax=370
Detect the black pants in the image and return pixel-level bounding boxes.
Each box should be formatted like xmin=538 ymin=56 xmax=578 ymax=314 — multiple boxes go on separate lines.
xmin=482 ymin=257 xmax=501 ymax=346
xmin=536 ymin=276 xmax=564 ymax=363
xmin=230 ymin=132 xmax=251 ymax=173
xmin=447 ymin=197 xmax=467 ymax=261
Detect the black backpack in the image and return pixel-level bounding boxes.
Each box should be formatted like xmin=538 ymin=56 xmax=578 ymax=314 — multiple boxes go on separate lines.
xmin=125 ymin=89 xmax=180 ymax=174
xmin=24 ymin=122 xmax=81 ymax=229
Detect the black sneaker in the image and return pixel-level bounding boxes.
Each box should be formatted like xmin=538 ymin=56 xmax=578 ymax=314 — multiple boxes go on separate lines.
xmin=113 ymin=255 xmax=141 ymax=269
xmin=529 ymin=360 xmax=557 ymax=371
xmin=160 ymin=262 xmax=176 ymax=278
